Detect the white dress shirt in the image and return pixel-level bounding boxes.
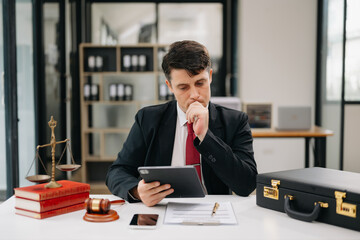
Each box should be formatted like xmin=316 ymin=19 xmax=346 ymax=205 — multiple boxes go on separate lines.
xmin=171 ymin=103 xmax=188 ymax=167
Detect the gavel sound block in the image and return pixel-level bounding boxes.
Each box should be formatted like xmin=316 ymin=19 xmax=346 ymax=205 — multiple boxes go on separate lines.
xmin=83 ymin=198 xmax=125 ymax=222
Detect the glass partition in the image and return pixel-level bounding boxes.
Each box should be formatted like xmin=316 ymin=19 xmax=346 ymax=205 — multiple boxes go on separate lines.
xmin=91 ymin=3 xmax=156 ymax=45
xmin=345 ymin=0 xmax=360 ymax=101
xmin=158 ymin=3 xmax=223 ymax=60
xmin=321 ymin=0 xmax=344 ymax=169
xmin=158 ymin=3 xmax=223 ymax=95
xmin=16 ymin=0 xmax=36 ymax=187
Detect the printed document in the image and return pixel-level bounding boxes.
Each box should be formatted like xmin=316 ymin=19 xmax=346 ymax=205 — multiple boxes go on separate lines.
xmin=164 ymin=202 xmax=237 ymax=225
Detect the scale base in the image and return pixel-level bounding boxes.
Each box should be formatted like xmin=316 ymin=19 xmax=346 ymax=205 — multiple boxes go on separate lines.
xmin=83 ymin=210 xmax=119 ymax=222
xmin=45 ymin=180 xmax=62 ymax=188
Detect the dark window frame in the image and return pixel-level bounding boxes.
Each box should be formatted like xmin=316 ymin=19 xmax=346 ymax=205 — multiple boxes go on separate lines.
xmin=3 ymin=0 xmax=20 ymax=199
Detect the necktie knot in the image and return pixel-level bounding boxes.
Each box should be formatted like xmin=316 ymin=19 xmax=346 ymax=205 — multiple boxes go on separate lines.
xmin=187 ymin=123 xmax=193 ymax=134
xmin=187 ymin=123 xmax=196 ymax=141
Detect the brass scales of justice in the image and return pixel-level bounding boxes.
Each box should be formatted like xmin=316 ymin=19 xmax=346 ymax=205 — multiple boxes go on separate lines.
xmin=26 ymin=116 xmax=81 ymax=188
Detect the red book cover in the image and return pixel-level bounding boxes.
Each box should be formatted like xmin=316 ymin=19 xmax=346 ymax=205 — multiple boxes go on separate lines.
xmin=15 ymin=202 xmax=85 ymax=219
xmin=15 ymin=192 xmax=89 ymax=213
xmin=14 ymin=180 xmax=90 ymax=201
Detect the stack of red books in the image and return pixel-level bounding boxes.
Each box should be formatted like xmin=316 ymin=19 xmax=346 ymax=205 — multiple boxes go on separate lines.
xmin=14 ymin=180 xmax=90 ymax=219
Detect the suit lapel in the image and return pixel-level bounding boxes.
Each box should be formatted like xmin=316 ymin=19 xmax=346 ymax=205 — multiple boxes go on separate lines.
xmin=156 ymin=101 xmax=177 ymax=166
xmin=208 ymin=102 xmax=223 ymax=139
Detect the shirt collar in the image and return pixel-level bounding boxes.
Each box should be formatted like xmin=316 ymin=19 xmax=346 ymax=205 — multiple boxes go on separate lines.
xmin=176 ymin=102 xmax=188 ymax=127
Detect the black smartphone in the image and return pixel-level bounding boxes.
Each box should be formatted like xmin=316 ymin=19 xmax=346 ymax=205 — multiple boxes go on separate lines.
xmin=129 ymin=214 xmax=159 ymax=229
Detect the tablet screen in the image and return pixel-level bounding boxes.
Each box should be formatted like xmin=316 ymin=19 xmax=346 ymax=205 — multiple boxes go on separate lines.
xmin=138 ymin=166 xmax=206 ymax=198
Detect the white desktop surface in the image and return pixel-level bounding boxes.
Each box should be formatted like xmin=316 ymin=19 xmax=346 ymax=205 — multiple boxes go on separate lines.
xmin=1 ymin=194 xmax=358 ymax=240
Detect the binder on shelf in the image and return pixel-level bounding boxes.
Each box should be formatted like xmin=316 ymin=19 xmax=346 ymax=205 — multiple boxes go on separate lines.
xmin=117 ymin=83 xmax=125 ymax=101
xmin=83 ymin=46 xmax=116 ymax=72
xmin=91 ymin=84 xmax=99 ymax=101
xmin=84 ymin=83 xmax=91 ymax=101
xmin=123 ymin=55 xmax=131 ymax=72
xmin=131 ymin=55 xmax=138 ymax=72
xmin=139 ymin=54 xmax=147 ymax=71
xmin=124 ymin=84 xmax=133 ymax=101
xmin=95 ymin=56 xmax=103 ymax=72
xmin=88 ymin=55 xmax=95 ymax=72
xmin=109 ymin=84 xmax=117 ymax=101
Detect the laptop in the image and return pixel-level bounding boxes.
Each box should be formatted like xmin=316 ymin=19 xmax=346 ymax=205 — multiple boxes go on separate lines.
xmin=277 ymin=106 xmax=311 ymax=130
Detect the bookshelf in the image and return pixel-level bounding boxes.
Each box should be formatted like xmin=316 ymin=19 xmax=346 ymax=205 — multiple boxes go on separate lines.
xmin=79 ymin=43 xmax=170 ymax=193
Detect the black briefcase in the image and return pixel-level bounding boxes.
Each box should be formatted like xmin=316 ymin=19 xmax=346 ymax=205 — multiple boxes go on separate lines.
xmin=256 ymin=167 xmax=360 ymax=231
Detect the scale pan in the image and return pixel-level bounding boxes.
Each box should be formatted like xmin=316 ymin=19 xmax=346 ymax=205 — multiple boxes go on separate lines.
xmin=56 ymin=164 xmax=81 ymax=171
xmin=26 ymin=175 xmax=51 ymax=183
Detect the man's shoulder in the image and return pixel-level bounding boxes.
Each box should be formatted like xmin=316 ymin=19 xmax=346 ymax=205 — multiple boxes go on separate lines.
xmin=136 ymin=101 xmax=176 ymax=121
xmin=138 ymin=101 xmax=175 ymax=114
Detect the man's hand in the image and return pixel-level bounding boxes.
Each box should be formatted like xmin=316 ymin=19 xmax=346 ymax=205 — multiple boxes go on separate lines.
xmin=186 ymin=101 xmax=209 ymax=141
xmin=131 ymin=179 xmax=174 ymax=207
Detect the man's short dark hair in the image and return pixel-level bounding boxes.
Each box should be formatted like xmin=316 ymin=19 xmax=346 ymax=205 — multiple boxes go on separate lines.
xmin=162 ymin=40 xmax=211 ymax=81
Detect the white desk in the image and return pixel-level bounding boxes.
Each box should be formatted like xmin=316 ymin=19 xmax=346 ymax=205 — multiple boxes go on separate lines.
xmin=0 ymin=195 xmax=358 ymax=240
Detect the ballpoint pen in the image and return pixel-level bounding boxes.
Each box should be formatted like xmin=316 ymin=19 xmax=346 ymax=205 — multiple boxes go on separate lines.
xmin=211 ymin=202 xmax=220 ymax=216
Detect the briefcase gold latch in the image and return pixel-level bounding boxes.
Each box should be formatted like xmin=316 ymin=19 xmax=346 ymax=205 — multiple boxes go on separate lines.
xmin=264 ymin=179 xmax=280 ymax=200
xmin=334 ymin=191 xmax=356 ymax=218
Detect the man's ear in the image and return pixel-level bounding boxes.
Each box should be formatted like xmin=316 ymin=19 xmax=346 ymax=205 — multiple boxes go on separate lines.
xmin=209 ymin=69 xmax=213 ymax=84
xmin=165 ymin=79 xmax=174 ymax=93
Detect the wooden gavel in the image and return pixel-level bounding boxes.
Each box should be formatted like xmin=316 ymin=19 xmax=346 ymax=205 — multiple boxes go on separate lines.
xmin=85 ymin=198 xmax=125 ymax=214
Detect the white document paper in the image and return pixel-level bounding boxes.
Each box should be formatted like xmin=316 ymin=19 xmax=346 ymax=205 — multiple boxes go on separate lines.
xmin=164 ymin=202 xmax=237 ymax=225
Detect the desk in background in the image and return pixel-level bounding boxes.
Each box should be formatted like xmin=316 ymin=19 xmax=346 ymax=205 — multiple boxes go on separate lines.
xmin=0 ymin=194 xmax=358 ymax=240
xmin=252 ymin=126 xmax=334 ymax=168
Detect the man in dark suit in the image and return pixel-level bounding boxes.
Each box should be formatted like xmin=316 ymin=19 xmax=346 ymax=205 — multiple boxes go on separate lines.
xmin=106 ymin=40 xmax=257 ymax=206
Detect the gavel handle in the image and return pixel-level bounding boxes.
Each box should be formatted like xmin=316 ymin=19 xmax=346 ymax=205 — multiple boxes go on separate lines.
xmin=110 ymin=199 xmax=125 ymax=205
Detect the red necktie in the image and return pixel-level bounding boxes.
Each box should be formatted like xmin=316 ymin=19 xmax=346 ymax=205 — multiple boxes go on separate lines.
xmin=186 ymin=123 xmax=201 ymax=180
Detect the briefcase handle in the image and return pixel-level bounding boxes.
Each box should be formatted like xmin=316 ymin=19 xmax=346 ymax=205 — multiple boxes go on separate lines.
xmin=284 ymin=195 xmax=322 ymax=222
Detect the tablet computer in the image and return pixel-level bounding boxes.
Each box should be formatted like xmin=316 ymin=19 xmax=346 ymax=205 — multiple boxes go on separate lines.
xmin=138 ymin=166 xmax=206 ymax=198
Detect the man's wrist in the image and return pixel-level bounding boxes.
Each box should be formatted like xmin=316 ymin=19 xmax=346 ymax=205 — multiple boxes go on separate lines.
xmin=197 ymin=129 xmax=208 ymax=142
xmin=129 ymin=186 xmax=140 ymax=201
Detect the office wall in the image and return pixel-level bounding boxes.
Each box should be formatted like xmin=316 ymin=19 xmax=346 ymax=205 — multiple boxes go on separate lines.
xmin=238 ymin=0 xmax=318 ymax=173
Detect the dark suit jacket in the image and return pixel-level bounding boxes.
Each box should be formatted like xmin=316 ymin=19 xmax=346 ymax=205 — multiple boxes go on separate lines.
xmin=106 ymin=100 xmax=257 ymax=202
